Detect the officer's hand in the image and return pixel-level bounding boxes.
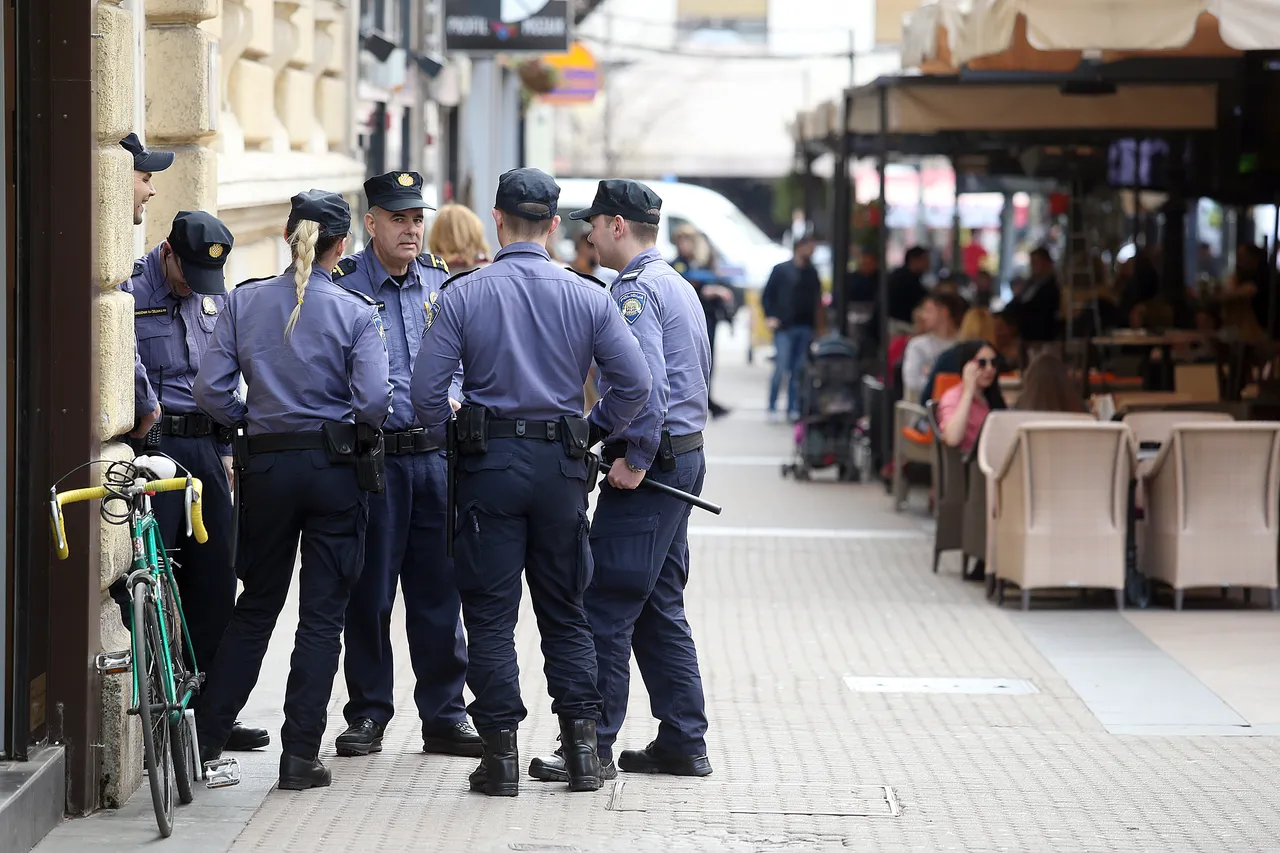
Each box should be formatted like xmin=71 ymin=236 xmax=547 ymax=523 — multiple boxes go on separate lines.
xmin=130 ymin=405 xmax=162 ymax=439
xmin=221 ymin=455 xmax=234 ymax=489
xmin=449 ymin=398 xmax=462 ymax=413
xmin=607 ymin=458 xmax=646 ymax=490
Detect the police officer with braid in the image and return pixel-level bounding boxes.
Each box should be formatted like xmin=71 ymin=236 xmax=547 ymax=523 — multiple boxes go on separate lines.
xmin=121 ymin=210 xmax=270 ymax=753
xmin=194 ymin=190 xmax=392 ymax=791
xmin=529 ymin=180 xmax=714 ymax=783
xmin=410 ymin=168 xmax=651 ymax=797
xmin=330 ymin=170 xmax=480 ymax=760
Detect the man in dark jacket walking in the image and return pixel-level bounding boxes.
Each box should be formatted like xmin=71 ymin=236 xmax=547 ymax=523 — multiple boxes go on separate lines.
xmin=762 ymin=233 xmax=821 ymax=422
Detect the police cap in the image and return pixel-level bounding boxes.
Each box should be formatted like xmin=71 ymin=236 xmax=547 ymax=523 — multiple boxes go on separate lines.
xmin=494 ymin=168 xmax=559 ymax=221
xmin=569 ymin=179 xmax=662 ymax=225
xmin=168 ymin=211 xmax=233 ymax=296
xmin=287 ymin=189 xmax=351 ymax=239
xmin=120 ymin=133 xmax=174 ymax=173
xmin=365 ymin=171 xmax=434 ymax=213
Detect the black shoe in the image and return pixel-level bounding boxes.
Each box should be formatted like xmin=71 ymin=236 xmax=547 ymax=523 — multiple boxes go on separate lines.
xmin=618 ymin=742 xmax=713 ymax=777
xmin=335 ymin=718 xmax=383 ymax=757
xmin=558 ymin=717 xmax=603 ymax=792
xmin=225 ymin=721 xmax=270 ymax=751
xmin=423 ymin=720 xmax=483 ymax=757
xmin=279 ymin=753 xmax=331 ymax=791
xmin=469 ymin=729 xmax=519 ymax=797
xmin=528 ymin=737 xmax=617 ymax=783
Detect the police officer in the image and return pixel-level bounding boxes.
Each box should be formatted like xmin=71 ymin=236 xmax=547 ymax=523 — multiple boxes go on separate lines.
xmin=330 ymin=171 xmax=479 ymax=760
xmin=193 ymin=190 xmax=392 ymax=791
xmin=410 ymin=168 xmax=651 ymax=797
xmin=121 ymin=211 xmax=270 ymax=753
xmin=530 ymin=180 xmax=714 ymax=783
xmin=121 ymin=132 xmax=173 ymax=226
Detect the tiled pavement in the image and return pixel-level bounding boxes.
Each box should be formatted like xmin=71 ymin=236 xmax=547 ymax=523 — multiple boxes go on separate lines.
xmin=35 ymin=326 xmax=1280 ymax=852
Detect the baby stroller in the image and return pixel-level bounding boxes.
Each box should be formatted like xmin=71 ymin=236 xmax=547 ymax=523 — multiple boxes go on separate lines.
xmin=781 ymin=333 xmax=862 ymax=481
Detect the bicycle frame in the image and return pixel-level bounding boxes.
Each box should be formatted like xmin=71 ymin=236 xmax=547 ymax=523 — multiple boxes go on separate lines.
xmin=128 ymin=495 xmax=199 ymax=723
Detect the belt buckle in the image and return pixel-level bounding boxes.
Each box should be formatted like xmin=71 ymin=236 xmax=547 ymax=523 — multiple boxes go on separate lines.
xmin=515 ymin=420 xmax=526 ymax=437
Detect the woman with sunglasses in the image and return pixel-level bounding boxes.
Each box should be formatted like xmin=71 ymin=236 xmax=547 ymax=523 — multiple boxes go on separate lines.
xmin=938 ymin=340 xmax=1006 ymax=453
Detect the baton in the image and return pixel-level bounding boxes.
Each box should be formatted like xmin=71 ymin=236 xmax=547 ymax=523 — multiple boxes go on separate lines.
xmin=597 ymin=474 xmax=723 ymax=515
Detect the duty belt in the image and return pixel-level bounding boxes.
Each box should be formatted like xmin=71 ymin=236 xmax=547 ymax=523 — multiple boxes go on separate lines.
xmin=158 ymin=412 xmax=221 ymax=439
xmin=487 ymin=419 xmax=561 ymax=441
xmin=246 ymin=431 xmax=326 ymax=455
xmin=385 ymin=429 xmax=439 ymax=456
xmin=603 ymin=430 xmax=704 ymax=463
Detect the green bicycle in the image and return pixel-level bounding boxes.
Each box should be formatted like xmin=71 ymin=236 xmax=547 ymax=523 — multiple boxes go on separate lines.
xmin=49 ymin=453 xmax=228 ymax=837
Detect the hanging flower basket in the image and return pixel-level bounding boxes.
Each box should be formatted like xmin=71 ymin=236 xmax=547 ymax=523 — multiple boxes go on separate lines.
xmin=517 ymin=59 xmax=559 ymax=94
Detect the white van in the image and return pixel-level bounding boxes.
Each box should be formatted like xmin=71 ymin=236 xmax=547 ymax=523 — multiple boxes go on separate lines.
xmin=554 ymin=178 xmax=790 ymax=291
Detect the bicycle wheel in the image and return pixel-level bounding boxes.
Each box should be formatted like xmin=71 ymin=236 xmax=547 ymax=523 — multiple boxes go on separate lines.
xmin=158 ymin=575 xmax=194 ymax=804
xmin=132 ymin=584 xmax=175 ymax=837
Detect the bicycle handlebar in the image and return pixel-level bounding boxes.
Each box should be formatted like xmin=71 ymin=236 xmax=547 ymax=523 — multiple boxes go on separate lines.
xmin=50 ymin=477 xmax=207 ymax=561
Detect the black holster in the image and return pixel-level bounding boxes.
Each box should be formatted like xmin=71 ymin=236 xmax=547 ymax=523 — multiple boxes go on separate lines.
xmin=656 ymin=431 xmax=677 ymax=473
xmin=355 ymin=423 xmax=386 ymax=493
xmin=559 ymin=415 xmax=590 ymax=460
xmin=455 ymin=406 xmax=489 ymax=456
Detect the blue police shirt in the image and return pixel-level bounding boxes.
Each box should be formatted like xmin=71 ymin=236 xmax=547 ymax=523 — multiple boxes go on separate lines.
xmin=123 ymin=245 xmax=225 ymax=421
xmin=411 ymin=241 xmax=651 ymax=446
xmin=194 ymin=267 xmax=392 ymax=435
xmin=333 ymin=248 xmax=462 ymax=432
xmin=593 ymin=248 xmax=711 ymax=470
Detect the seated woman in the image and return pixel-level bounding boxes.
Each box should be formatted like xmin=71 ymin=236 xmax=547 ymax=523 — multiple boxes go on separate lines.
xmin=1015 ymin=351 xmax=1086 ymax=413
xmin=938 ymin=340 xmax=1006 ymax=453
xmin=922 ymin=307 xmax=995 ymax=402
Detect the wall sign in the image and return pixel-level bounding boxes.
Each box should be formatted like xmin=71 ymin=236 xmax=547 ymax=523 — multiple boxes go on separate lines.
xmin=444 ymin=1 xmax=572 ymax=54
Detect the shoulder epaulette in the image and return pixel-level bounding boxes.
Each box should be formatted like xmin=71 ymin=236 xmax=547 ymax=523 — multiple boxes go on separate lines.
xmin=566 ymin=267 xmax=608 ymax=288
xmin=418 ymin=252 xmax=450 ymax=274
xmin=332 ymin=256 xmax=358 ymax=279
xmin=440 ymin=268 xmax=479 ymax=291
xmin=618 ymin=268 xmax=642 ymax=282
xmin=131 ymin=260 xmax=145 ymax=278
xmin=233 ymin=276 xmax=272 ymax=289
xmin=337 ymin=284 xmax=378 ymax=306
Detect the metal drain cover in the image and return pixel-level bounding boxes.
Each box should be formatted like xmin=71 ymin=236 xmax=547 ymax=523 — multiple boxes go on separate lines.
xmin=605 ymin=781 xmax=901 ymax=817
xmin=844 ymin=676 xmax=1039 ymax=695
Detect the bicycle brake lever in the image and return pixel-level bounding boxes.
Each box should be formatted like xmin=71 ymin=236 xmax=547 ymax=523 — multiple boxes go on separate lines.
xmin=183 ymin=476 xmax=194 ymax=539
xmin=48 ymin=487 xmax=65 ymax=552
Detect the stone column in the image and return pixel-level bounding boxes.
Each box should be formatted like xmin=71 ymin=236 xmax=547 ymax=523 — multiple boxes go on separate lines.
xmin=274 ymin=0 xmax=325 ymax=153
xmin=145 ymin=0 xmax=221 ymax=247
xmin=313 ymin=0 xmax=346 ymax=152
xmin=93 ymin=0 xmax=145 ymax=808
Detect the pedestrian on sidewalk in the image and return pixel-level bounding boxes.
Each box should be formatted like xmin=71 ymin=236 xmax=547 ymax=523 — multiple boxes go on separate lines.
xmin=194 ymin=190 xmax=392 ymax=791
xmin=762 ymin=233 xmax=821 ymax=422
xmin=671 ymin=224 xmax=732 ymax=419
xmin=529 ymin=179 xmax=714 ymax=784
xmin=330 ymin=171 xmax=480 ymax=762
xmin=119 ymin=210 xmax=271 ymax=755
xmin=411 ymin=168 xmax=651 ymax=797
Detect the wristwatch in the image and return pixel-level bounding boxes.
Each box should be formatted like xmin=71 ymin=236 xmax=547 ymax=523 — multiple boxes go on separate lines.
xmin=626 ymin=462 xmax=645 ymax=474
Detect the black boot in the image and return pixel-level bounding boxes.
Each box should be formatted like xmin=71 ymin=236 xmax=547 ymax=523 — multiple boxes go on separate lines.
xmin=279 ymin=753 xmax=331 ymax=791
xmin=558 ymin=718 xmax=602 ymax=792
xmin=528 ymin=735 xmax=618 ymax=783
xmin=468 ymin=729 xmax=519 ymax=797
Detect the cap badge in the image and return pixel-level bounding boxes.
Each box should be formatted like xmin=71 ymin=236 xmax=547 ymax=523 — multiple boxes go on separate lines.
xmin=201 ymin=296 xmax=217 ymax=315
xmin=618 ymin=291 xmax=647 ymax=325
xmin=397 ymin=173 xmax=414 ymax=187
xmin=208 ymin=244 xmax=224 ymax=259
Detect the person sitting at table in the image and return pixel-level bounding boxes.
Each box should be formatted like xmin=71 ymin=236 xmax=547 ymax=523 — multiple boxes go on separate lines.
xmin=938 ymin=340 xmax=1006 ymax=454
xmin=901 ymin=291 xmax=967 ymax=402
xmin=1015 ymin=351 xmax=1086 ymax=413
xmin=921 ymin=306 xmax=995 ymax=403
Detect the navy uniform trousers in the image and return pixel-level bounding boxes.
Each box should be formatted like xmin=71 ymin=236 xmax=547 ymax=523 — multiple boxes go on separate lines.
xmin=342 ymin=451 xmax=468 ymax=731
xmin=587 ymin=448 xmax=709 ymax=762
xmin=452 ymin=437 xmax=600 ymax=733
xmin=150 ymin=433 xmax=236 ymax=697
xmin=196 ymin=449 xmax=368 ymax=759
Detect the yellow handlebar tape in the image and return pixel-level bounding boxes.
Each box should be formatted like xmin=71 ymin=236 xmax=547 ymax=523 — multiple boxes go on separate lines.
xmin=51 ymin=478 xmax=206 ymax=560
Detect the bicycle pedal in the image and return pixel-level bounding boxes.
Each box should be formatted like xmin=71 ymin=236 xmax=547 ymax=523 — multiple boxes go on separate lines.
xmin=95 ymin=650 xmax=132 ymax=675
xmin=204 ymin=757 xmax=241 ymax=789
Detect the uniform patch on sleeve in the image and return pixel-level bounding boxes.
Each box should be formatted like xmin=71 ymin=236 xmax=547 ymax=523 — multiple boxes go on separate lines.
xmin=371 ymin=309 xmax=387 ymax=343
xmin=424 ymin=291 xmax=441 ymax=333
xmin=618 ymin=291 xmax=646 ymax=325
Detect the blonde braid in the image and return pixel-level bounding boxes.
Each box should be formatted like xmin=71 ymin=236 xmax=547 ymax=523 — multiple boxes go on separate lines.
xmin=285 ymin=219 xmax=320 ymax=341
